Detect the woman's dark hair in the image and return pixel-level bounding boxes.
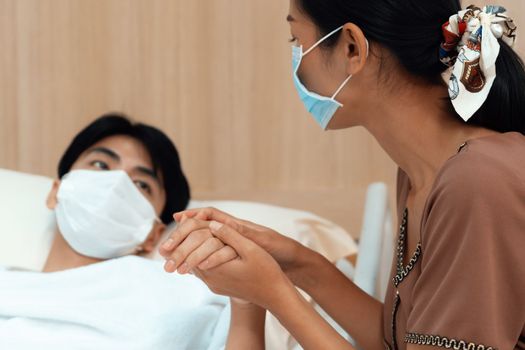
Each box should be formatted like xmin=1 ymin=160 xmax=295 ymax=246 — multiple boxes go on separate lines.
xmin=58 ymin=113 xmax=191 ymax=224
xmin=296 ymin=0 xmax=525 ymax=135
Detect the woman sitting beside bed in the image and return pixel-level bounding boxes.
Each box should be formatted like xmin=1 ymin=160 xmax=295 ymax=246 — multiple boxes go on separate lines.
xmin=0 ymin=114 xmax=262 ymax=350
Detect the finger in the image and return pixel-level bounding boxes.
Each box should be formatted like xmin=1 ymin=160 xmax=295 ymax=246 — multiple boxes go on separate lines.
xmin=163 ymin=228 xmax=211 ymax=273
xmin=209 ymin=221 xmax=256 ymax=258
xmin=183 ymin=237 xmax=225 ymax=273
xmin=174 ymin=208 xmax=207 ymax=222
xmin=216 ymin=219 xmax=268 ymax=246
xmin=237 ymin=219 xmax=268 ymax=232
xmin=196 ymin=209 xmax=245 ymax=233
xmin=192 ymin=267 xmax=204 ymax=280
xmin=191 ymin=209 xmax=267 ymax=237
xmin=179 ymin=214 xmax=189 ymax=224
xmin=159 ymin=218 xmax=210 ymax=256
xmin=198 ymin=245 xmax=238 ymax=270
xmin=174 ymin=207 xmax=238 ymax=226
xmin=173 ymin=210 xmax=195 ymax=222
xmin=174 ymin=208 xmax=266 ymax=244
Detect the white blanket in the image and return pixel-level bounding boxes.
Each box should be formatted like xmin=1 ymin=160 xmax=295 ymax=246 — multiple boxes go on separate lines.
xmin=0 ymin=256 xmax=229 ymax=350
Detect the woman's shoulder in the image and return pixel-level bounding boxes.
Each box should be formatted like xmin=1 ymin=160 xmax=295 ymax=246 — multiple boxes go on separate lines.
xmin=421 ymin=131 xmax=525 ymax=255
xmin=434 ymin=131 xmax=525 ymax=199
xmin=410 ymin=133 xmax=525 ymax=350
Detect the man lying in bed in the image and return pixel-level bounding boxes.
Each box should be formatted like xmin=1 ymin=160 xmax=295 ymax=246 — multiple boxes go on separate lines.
xmin=0 ymin=114 xmax=252 ymax=350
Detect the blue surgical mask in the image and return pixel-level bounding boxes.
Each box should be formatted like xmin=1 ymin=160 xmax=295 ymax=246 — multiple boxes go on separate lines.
xmin=292 ymin=26 xmax=368 ymax=130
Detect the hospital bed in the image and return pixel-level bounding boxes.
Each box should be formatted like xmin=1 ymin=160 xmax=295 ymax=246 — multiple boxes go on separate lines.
xmin=0 ymin=168 xmax=393 ymax=349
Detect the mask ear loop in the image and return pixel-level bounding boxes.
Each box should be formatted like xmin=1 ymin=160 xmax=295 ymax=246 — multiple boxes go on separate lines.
xmin=303 ymin=26 xmax=345 ymax=56
xmin=331 ymin=39 xmax=370 ymax=101
xmin=331 ymin=75 xmax=353 ymax=100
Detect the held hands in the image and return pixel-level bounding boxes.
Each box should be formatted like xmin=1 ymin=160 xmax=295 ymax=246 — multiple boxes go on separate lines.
xmin=159 ymin=214 xmax=238 ymax=274
xmin=161 ymin=216 xmax=293 ymax=309
xmin=158 ymin=207 xmax=312 ymax=308
xmin=160 ymin=208 xmax=356 ymax=350
xmin=159 ymin=207 xmax=314 ymax=283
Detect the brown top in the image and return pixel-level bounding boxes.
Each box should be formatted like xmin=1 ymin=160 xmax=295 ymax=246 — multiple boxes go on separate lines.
xmin=383 ymin=132 xmax=525 ymax=350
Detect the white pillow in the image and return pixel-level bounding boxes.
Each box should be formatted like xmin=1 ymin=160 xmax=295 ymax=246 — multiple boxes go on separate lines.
xmin=0 ymin=168 xmax=357 ymax=270
xmin=0 ymin=169 xmax=57 ymax=270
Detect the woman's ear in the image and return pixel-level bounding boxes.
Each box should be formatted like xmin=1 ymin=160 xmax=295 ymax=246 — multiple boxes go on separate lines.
xmin=46 ymin=180 xmax=61 ymax=210
xmin=140 ymin=221 xmax=167 ymax=254
xmin=341 ymin=23 xmax=369 ymax=76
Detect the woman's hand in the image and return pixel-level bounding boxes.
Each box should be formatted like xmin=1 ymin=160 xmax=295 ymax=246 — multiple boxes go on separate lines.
xmin=196 ymin=221 xmax=355 ymax=350
xmin=159 ymin=209 xmax=372 ymax=350
xmin=192 ymin=221 xmax=295 ymax=310
xmin=165 ymin=207 xmax=320 ymax=284
xmin=160 ymin=211 xmax=362 ymax=349
xmin=159 ymin=216 xmax=238 ymax=274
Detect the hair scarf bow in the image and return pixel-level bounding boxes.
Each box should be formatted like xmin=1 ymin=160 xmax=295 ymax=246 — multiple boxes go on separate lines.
xmin=440 ymin=5 xmax=517 ymax=121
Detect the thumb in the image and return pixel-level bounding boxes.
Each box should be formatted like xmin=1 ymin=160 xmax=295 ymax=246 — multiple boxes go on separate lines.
xmin=236 ymin=224 xmax=262 ymax=244
xmin=221 ymin=218 xmax=261 ymax=243
xmin=209 ymin=221 xmax=254 ymax=257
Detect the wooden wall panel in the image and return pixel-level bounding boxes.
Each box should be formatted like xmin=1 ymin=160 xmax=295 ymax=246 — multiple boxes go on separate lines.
xmin=0 ymin=0 xmax=522 ymax=237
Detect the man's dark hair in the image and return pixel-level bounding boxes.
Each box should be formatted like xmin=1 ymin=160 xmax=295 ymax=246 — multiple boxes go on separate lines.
xmin=58 ymin=113 xmax=190 ymax=224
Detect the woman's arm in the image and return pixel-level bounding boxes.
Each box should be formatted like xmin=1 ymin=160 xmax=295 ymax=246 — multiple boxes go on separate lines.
xmin=193 ymin=223 xmax=359 ymax=350
xmin=161 ymin=208 xmax=386 ymax=349
xmin=290 ymin=250 xmax=385 ymax=350
xmin=226 ymin=301 xmax=266 ymax=350
xmin=269 ymin=281 xmax=356 ymax=350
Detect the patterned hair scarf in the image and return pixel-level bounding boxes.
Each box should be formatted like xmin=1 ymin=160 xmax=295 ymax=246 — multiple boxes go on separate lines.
xmin=440 ymin=5 xmax=517 ymax=121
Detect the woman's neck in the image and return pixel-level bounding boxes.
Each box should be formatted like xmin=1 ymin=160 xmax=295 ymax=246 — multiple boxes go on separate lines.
xmin=42 ymin=231 xmax=102 ymax=273
xmin=363 ymin=82 xmax=498 ymax=193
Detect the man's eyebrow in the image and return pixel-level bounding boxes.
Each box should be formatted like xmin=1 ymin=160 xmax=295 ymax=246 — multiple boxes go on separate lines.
xmin=87 ymin=147 xmax=161 ymax=187
xmin=88 ymin=147 xmax=120 ymax=161
xmin=135 ymin=166 xmax=161 ymax=186
xmin=286 ymin=14 xmax=295 ymax=22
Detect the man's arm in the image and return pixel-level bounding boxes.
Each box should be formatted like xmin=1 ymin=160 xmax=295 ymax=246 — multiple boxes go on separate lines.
xmin=226 ymin=301 xmax=266 ymax=350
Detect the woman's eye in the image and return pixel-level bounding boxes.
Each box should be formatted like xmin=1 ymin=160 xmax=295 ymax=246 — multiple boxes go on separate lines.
xmin=90 ymin=160 xmax=109 ymax=170
xmin=135 ymin=181 xmax=152 ymax=195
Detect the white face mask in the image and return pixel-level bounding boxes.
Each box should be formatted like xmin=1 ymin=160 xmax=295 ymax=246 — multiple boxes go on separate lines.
xmin=55 ymin=169 xmax=159 ymax=259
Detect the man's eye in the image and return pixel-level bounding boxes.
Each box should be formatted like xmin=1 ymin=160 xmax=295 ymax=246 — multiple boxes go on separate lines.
xmin=90 ymin=160 xmax=109 ymax=170
xmin=135 ymin=180 xmax=152 ymax=195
